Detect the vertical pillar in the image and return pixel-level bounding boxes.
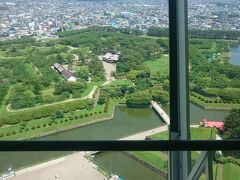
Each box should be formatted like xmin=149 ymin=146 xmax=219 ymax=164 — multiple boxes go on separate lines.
xmin=169 ymin=0 xmax=191 ymax=180
xmin=205 ymin=152 xmax=213 ymax=180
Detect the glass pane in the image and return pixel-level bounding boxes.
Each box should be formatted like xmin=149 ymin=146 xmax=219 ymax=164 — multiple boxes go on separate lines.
xmin=0 ymin=0 xmax=169 ymax=141
xmin=188 ymin=0 xmax=240 ymax=139
xmin=0 ymin=151 xmax=167 ymax=180
xmin=2 ymin=151 xmax=239 ymax=180
xmin=187 ymin=1 xmax=240 ymax=179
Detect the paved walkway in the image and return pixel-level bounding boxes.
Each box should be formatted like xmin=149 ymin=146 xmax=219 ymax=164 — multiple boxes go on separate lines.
xmin=120 ymin=125 xmax=168 ymax=140
xmin=11 ymin=152 xmax=105 ymax=180
xmin=98 ymin=55 xmax=116 ymax=83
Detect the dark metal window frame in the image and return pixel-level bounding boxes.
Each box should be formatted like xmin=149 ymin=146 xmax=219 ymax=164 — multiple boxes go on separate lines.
xmin=1 ymin=0 xmax=240 ymax=153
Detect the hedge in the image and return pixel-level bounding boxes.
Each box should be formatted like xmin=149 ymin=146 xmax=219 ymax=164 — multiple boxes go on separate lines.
xmin=0 ymin=99 xmax=94 ymax=126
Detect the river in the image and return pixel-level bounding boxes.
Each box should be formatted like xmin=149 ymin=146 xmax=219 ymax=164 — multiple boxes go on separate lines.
xmin=230 ymin=45 xmax=240 ymax=66
xmin=0 ymin=103 xmax=230 ymax=179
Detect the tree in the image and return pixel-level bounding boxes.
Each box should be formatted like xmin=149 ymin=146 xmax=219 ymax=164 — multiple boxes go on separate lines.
xmin=56 ymin=54 xmax=64 ymax=64
xmin=76 ymin=66 xmax=90 ymax=81
xmin=55 ymin=110 xmax=64 ymax=119
xmin=224 ymin=109 xmax=240 ymax=138
xmin=126 ymin=91 xmax=152 ymax=107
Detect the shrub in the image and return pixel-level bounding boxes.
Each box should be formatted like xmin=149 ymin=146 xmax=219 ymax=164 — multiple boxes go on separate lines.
xmin=65 ymin=119 xmax=68 ymax=122
xmin=2 ymin=99 xmax=94 ymax=124
xmin=12 ymin=131 xmax=17 ymax=135
xmin=43 ymin=123 xmax=46 ymax=127
xmin=90 ymin=113 xmax=93 ymax=116
xmin=60 ymin=120 xmax=63 ymax=123
xmin=84 ymin=113 xmax=89 ymax=117
xmin=55 ymin=110 xmax=64 ymax=119
xmin=19 ymin=130 xmax=23 ymax=133
xmin=94 ymin=112 xmax=97 ymax=114
xmin=75 ymin=116 xmax=79 ymax=119
xmin=99 ymin=111 xmax=102 ymax=114
xmin=6 ymin=132 xmax=11 ymax=136
xmin=25 ymin=128 xmax=29 ymax=131
xmin=0 ymin=133 xmax=4 ymax=137
xmin=31 ymin=126 xmax=36 ymax=130
xmin=79 ymin=114 xmax=83 ymax=118
xmin=20 ymin=121 xmax=27 ymax=127
xmin=37 ymin=125 xmax=41 ymax=128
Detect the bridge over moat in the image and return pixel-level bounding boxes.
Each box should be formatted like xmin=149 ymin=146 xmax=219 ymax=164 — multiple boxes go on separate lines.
xmin=151 ymin=101 xmax=170 ymax=125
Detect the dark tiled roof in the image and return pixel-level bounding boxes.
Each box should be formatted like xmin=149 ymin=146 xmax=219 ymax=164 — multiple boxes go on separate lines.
xmin=53 ymin=63 xmax=76 ymax=80
xmin=61 ymin=70 xmax=74 ymax=80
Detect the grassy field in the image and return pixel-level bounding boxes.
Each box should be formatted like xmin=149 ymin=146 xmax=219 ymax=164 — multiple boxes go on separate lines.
xmin=41 ymin=85 xmax=55 ymax=96
xmin=149 ymin=127 xmax=217 ymax=140
xmin=81 ymin=81 xmax=104 ymax=97
xmin=223 ymin=163 xmax=240 ymax=180
xmin=0 ymin=98 xmax=123 ymax=140
xmin=130 ymin=151 xmax=168 ymax=174
xmin=145 ymin=55 xmax=169 ymax=75
xmin=105 ymin=79 xmax=133 ymax=86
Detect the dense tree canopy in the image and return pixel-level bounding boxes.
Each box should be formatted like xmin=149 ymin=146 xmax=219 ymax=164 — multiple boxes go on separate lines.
xmin=224 ymin=109 xmax=240 ymax=138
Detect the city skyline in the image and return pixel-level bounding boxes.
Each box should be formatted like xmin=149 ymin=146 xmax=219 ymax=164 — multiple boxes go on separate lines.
xmin=0 ymin=0 xmax=240 ymax=41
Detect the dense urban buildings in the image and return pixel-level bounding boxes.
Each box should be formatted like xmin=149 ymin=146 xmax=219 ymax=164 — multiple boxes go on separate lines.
xmin=1 ymin=0 xmax=240 ymax=41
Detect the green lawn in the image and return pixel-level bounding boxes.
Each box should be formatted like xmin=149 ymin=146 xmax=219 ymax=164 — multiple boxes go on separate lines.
xmin=149 ymin=127 xmax=217 ymax=140
xmin=104 ymin=79 xmax=133 ymax=86
xmin=223 ymin=163 xmax=240 ymax=180
xmin=0 ymin=98 xmax=122 ymax=140
xmin=130 ymin=151 xmax=168 ymax=174
xmin=81 ymin=81 xmax=104 ymax=97
xmin=41 ymin=86 xmax=55 ymax=96
xmin=145 ymin=55 xmax=169 ymax=75
xmin=0 ymin=105 xmax=106 ymax=140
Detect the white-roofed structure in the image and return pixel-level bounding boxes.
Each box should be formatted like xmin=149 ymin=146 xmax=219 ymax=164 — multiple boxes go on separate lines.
xmin=103 ymin=52 xmax=119 ymax=63
xmin=53 ymin=63 xmax=77 ymax=82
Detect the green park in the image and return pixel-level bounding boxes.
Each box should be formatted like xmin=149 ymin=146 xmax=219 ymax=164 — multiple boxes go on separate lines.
xmin=0 ymin=27 xmax=240 ymax=179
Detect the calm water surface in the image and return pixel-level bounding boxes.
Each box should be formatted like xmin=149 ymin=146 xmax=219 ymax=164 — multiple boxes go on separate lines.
xmin=0 ymin=107 xmax=163 ymax=173
xmin=93 ymin=152 xmax=166 ymax=180
xmin=0 ymin=104 xmax=230 ymax=178
xmin=230 ymin=45 xmax=240 ymax=66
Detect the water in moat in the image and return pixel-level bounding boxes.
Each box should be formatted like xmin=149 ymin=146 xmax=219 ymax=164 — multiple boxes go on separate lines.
xmin=0 ymin=106 xmax=164 ymax=175
xmin=93 ymin=151 xmax=167 ymax=180
xmin=0 ymin=103 xmax=230 ymax=179
xmin=230 ymin=45 xmax=240 ymax=66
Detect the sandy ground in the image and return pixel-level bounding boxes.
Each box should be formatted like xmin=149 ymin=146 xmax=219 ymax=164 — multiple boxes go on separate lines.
xmin=98 ymin=56 xmax=116 ymax=82
xmin=11 ymin=152 xmax=105 ymax=180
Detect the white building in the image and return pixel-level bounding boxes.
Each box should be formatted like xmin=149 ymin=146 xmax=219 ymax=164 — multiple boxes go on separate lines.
xmin=53 ymin=63 xmax=77 ymax=82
